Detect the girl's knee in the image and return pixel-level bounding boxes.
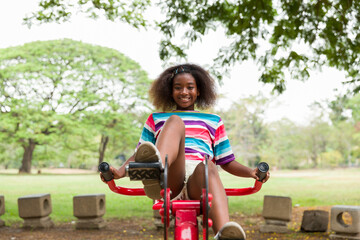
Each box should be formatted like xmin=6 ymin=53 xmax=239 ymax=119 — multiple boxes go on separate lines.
xmin=164 ymin=115 xmax=185 ymax=131
xmin=207 ymin=160 xmax=218 ymax=176
xmin=193 ymin=162 xmax=205 ymax=174
xmin=167 ymin=115 xmax=184 ymax=125
xmin=193 ymin=160 xmax=218 ymax=177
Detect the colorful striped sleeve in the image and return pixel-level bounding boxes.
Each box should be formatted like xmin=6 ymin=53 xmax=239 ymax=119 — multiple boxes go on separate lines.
xmin=138 ymin=114 xmax=156 ymax=147
xmin=213 ymin=117 xmax=235 ymax=165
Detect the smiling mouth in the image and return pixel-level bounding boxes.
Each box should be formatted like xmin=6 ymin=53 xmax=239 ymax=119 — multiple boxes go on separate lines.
xmin=180 ymin=98 xmax=190 ymax=102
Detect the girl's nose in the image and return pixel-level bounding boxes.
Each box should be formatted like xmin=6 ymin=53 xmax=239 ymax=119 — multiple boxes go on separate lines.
xmin=181 ymin=88 xmax=188 ymax=94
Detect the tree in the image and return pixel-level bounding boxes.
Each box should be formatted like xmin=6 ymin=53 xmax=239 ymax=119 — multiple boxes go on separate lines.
xmin=0 ymin=39 xmax=151 ymax=173
xmin=329 ymin=121 xmax=355 ymax=166
xmin=83 ymin=110 xmax=149 ymax=166
xmin=264 ymin=119 xmax=307 ymax=169
xmin=220 ymin=93 xmax=270 ymax=167
xmin=26 ymin=0 xmax=360 ymax=94
xmin=0 ymin=141 xmax=23 ymax=169
xmin=328 ymin=93 xmax=360 ymax=165
xmin=328 ymin=93 xmax=352 ymax=123
xmin=23 ymin=0 xmax=150 ymax=28
xmin=302 ymin=102 xmax=333 ymax=167
xmin=347 ymin=94 xmax=360 ymax=163
xmin=347 ymin=93 xmax=360 ymax=123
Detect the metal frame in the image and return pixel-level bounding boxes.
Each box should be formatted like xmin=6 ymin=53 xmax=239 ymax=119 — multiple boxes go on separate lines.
xmin=99 ymin=160 xmax=267 ymax=240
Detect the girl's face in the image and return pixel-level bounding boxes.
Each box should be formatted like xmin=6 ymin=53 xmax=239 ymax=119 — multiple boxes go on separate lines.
xmin=172 ymin=73 xmax=200 ymax=110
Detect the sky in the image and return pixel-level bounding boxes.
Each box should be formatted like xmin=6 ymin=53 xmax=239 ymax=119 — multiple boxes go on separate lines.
xmin=0 ymin=1 xmax=350 ymax=125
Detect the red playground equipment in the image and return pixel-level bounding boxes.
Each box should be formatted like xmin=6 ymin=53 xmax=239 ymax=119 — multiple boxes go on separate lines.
xmin=99 ymin=156 xmax=269 ymax=240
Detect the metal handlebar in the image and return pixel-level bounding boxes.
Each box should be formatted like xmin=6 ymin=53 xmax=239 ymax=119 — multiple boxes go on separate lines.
xmin=98 ymin=162 xmax=145 ymax=196
xmin=98 ymin=162 xmax=114 ymax=181
xmin=99 ymin=161 xmax=269 ymax=197
xmin=225 ymin=162 xmax=269 ymax=196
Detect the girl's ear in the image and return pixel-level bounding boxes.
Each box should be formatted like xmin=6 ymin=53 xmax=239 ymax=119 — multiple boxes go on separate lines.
xmin=197 ymin=90 xmax=200 ymax=96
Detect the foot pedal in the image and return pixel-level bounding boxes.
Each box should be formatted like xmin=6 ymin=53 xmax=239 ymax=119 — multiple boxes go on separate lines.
xmin=127 ymin=162 xmax=163 ymax=181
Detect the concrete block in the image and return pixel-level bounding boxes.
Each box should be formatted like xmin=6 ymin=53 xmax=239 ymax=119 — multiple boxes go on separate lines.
xmin=260 ymin=219 xmax=290 ymax=233
xmin=18 ymin=194 xmax=52 ymax=218
xmin=265 ymin=219 xmax=288 ymax=226
xmin=330 ymin=205 xmax=360 ymax=240
xmin=260 ymin=224 xmax=290 ymax=233
xmin=262 ymin=195 xmax=292 ymax=221
xmin=75 ymin=217 xmax=106 ymax=229
xmin=153 ymin=208 xmax=174 ymax=229
xmin=0 ymin=195 xmax=4 ymax=227
xmin=301 ymin=210 xmax=329 ymax=232
xmin=73 ymin=194 xmax=105 ymax=218
xmin=0 ymin=195 xmax=4 ymax=216
xmin=330 ymin=234 xmax=360 ymax=240
xmin=23 ymin=216 xmax=54 ymax=228
xmin=153 ymin=208 xmax=163 ymax=229
xmin=73 ymin=194 xmax=106 ymax=229
xmin=260 ymin=195 xmax=292 ymax=233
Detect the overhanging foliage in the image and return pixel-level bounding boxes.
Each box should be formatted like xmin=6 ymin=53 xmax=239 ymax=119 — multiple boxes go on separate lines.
xmin=24 ymin=0 xmax=360 ymax=94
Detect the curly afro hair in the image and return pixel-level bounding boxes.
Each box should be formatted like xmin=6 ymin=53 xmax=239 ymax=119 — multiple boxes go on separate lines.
xmin=149 ymin=63 xmax=217 ymax=111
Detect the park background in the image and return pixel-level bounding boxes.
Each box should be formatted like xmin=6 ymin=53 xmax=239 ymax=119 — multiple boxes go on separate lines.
xmin=0 ymin=1 xmax=360 ymax=239
xmin=1 ymin=1 xmax=359 ymax=172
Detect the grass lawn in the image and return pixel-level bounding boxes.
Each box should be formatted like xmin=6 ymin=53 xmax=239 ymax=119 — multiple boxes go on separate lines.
xmin=0 ymin=167 xmax=359 ymax=225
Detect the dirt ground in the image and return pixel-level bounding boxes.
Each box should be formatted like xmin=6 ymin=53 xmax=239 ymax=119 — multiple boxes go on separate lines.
xmin=0 ymin=206 xmax=334 ymax=240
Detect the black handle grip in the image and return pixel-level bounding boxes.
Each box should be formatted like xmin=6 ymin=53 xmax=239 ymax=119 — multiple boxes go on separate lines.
xmin=256 ymin=162 xmax=269 ymax=181
xmin=98 ymin=162 xmax=114 ymax=182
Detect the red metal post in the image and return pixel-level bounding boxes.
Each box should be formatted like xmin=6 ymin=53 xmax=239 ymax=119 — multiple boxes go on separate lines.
xmin=174 ymin=210 xmax=198 ymax=240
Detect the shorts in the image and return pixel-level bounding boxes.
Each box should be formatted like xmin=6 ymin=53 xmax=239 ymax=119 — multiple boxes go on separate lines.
xmin=172 ymin=160 xmax=201 ymax=201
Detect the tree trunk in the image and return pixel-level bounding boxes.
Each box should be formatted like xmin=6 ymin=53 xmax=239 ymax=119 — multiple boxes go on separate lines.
xmin=98 ymin=134 xmax=109 ymax=167
xmin=19 ymin=139 xmax=36 ymax=174
xmin=311 ymin=151 xmax=318 ymax=167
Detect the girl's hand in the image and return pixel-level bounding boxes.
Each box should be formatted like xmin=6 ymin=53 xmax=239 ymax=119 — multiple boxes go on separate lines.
xmin=250 ymin=168 xmax=260 ymax=181
xmin=100 ymin=166 xmax=126 ymax=183
xmin=221 ymin=160 xmax=270 ymax=183
xmin=251 ymin=167 xmax=270 ymax=183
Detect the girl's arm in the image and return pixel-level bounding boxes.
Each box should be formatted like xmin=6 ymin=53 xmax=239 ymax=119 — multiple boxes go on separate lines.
xmin=112 ymin=154 xmax=135 ymax=179
xmin=100 ymin=154 xmax=135 ymax=182
xmin=220 ymin=160 xmax=270 ymax=183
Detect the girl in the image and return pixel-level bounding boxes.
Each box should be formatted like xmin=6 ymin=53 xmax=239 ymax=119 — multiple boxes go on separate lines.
xmin=102 ymin=63 xmax=270 ymax=240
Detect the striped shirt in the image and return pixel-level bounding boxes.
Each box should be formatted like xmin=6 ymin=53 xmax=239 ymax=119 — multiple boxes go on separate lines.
xmin=138 ymin=111 xmax=235 ymax=165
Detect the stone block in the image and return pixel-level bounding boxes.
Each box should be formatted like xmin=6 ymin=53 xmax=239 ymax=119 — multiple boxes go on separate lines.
xmin=23 ymin=216 xmax=54 ymax=228
xmin=262 ymin=195 xmax=292 ymax=221
xmin=330 ymin=205 xmax=360 ymax=240
xmin=75 ymin=217 xmax=106 ymax=229
xmin=153 ymin=208 xmax=163 ymax=229
xmin=0 ymin=195 xmax=4 ymax=216
xmin=301 ymin=210 xmax=329 ymax=232
xmin=73 ymin=194 xmax=105 ymax=218
xmin=73 ymin=194 xmax=106 ymax=230
xmin=153 ymin=208 xmax=174 ymax=229
xmin=260 ymin=195 xmax=292 ymax=233
xmin=265 ymin=219 xmax=288 ymax=226
xmin=330 ymin=234 xmax=360 ymax=240
xmin=0 ymin=195 xmax=4 ymax=227
xmin=260 ymin=223 xmax=290 ymax=233
xmin=18 ymin=194 xmax=52 ymax=218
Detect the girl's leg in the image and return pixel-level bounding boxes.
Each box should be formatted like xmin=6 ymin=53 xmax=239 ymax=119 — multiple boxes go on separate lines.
xmin=156 ymin=115 xmax=186 ymax=198
xmin=187 ymin=161 xmax=229 ymax=233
